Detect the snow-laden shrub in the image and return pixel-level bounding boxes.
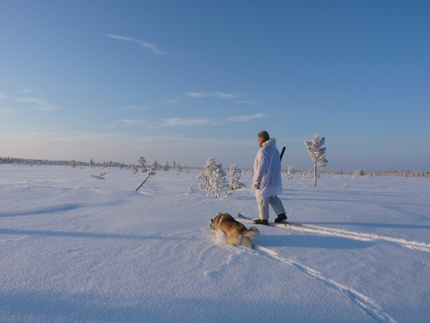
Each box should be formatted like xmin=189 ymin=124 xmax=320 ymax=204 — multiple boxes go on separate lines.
xmin=285 ymin=165 xmax=294 ymax=185
xmin=353 ymin=169 xmax=364 ymax=182
xmin=303 ymin=169 xmax=313 ymax=180
xmin=130 ymin=167 xmax=138 ymax=174
xmin=197 ymin=158 xmax=229 ymax=198
xmin=227 ymin=164 xmax=245 ymax=190
xmin=138 ymin=156 xmax=147 ymax=172
xmin=91 ymin=172 xmax=106 ymax=180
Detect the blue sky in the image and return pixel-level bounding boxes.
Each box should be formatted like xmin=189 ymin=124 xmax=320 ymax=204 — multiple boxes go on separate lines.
xmin=1 ymin=1 xmax=429 ymax=171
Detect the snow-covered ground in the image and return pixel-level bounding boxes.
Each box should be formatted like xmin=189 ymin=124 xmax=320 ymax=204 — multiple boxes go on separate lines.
xmin=1 ymin=165 xmax=429 ymax=322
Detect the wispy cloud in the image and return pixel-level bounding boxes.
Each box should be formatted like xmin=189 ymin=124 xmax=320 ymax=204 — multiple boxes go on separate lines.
xmin=16 ymin=97 xmax=59 ymax=111
xmin=106 ymin=34 xmax=169 ymax=55
xmin=186 ymin=92 xmax=240 ymax=100
xmin=108 ymin=113 xmax=267 ymax=129
xmin=162 ymin=117 xmax=218 ymax=127
xmin=0 ymin=92 xmax=16 ymax=114
xmin=227 ymin=113 xmax=267 ymax=122
xmin=0 ymin=91 xmax=8 ymax=100
xmin=20 ymin=88 xmax=35 ymax=93
xmin=103 ymin=122 xmax=117 ymax=129
xmin=121 ymin=106 xmax=151 ymax=110
xmin=0 ymin=105 xmax=16 ymax=114
xmin=162 ymin=99 xmax=179 ymax=104
xmin=233 ymin=100 xmax=258 ymax=105
xmin=0 ymin=106 xmax=16 ymax=114
xmin=120 ymin=119 xmax=158 ymax=129
xmin=0 ymin=91 xmax=17 ymax=114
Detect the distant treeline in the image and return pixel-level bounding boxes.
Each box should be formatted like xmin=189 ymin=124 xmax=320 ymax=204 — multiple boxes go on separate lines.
xmin=1 ymin=157 xmax=429 ymax=178
xmin=0 ymin=156 xmax=194 ymax=172
xmin=290 ymin=169 xmax=430 ymax=178
xmin=0 ymin=157 xmax=127 ymax=168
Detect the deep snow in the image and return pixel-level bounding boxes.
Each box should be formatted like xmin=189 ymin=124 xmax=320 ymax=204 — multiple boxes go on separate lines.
xmin=0 ymin=165 xmax=429 ymax=322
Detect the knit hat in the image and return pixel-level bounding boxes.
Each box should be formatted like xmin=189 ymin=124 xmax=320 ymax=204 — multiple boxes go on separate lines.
xmin=258 ymin=131 xmax=270 ymax=141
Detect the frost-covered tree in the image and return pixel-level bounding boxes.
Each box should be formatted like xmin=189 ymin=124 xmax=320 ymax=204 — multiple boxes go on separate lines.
xmin=152 ymin=160 xmax=160 ymax=171
xmin=196 ymin=158 xmax=229 ymax=198
xmin=130 ymin=166 xmax=138 ymax=174
xmin=138 ymin=156 xmax=147 ymax=172
xmin=285 ymin=165 xmax=294 ymax=185
xmin=174 ymin=161 xmax=183 ymax=172
xmin=353 ymin=169 xmax=364 ymax=182
xmin=305 ymin=134 xmax=328 ymax=187
xmin=227 ymin=164 xmax=245 ymax=190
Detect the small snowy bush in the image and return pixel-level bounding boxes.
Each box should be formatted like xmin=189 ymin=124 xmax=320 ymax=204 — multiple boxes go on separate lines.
xmin=196 ymin=158 xmax=229 ymax=198
xmin=91 ymin=172 xmax=106 ymax=180
xmin=285 ymin=165 xmax=294 ymax=185
xmin=227 ymin=164 xmax=245 ymax=190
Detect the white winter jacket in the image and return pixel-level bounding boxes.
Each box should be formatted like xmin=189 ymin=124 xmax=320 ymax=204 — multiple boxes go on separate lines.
xmin=251 ymin=138 xmax=283 ymax=199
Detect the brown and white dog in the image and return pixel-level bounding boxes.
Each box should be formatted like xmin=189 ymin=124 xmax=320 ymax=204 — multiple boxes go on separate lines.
xmin=210 ymin=213 xmax=260 ymax=248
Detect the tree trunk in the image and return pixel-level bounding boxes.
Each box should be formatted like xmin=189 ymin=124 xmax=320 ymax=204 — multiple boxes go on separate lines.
xmin=314 ymin=164 xmax=317 ymax=187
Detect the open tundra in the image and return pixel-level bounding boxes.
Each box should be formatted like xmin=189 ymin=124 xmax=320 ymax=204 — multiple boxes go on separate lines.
xmin=1 ymin=165 xmax=429 ymax=322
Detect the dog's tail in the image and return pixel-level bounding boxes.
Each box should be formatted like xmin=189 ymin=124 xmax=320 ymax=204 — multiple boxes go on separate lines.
xmin=244 ymin=226 xmax=260 ymax=240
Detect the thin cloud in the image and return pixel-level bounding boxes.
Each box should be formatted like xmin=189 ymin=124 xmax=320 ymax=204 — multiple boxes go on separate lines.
xmin=0 ymin=106 xmax=17 ymax=114
xmin=105 ymin=119 xmax=156 ymax=129
xmin=20 ymin=88 xmax=35 ymax=93
xmin=0 ymin=91 xmax=9 ymax=100
xmin=162 ymin=117 xmax=218 ymax=127
xmin=162 ymin=99 xmax=179 ymax=104
xmin=0 ymin=91 xmax=17 ymax=114
xmin=234 ymin=100 xmax=258 ymax=105
xmin=103 ymin=122 xmax=117 ymax=129
xmin=16 ymin=97 xmax=59 ymax=111
xmin=120 ymin=119 xmax=157 ymax=128
xmin=186 ymin=92 xmax=240 ymax=100
xmin=0 ymin=92 xmax=16 ymax=114
xmin=110 ymin=113 xmax=268 ymax=129
xmin=121 ymin=106 xmax=151 ymax=110
xmin=227 ymin=113 xmax=267 ymax=122
xmin=106 ymin=34 xmax=169 ymax=55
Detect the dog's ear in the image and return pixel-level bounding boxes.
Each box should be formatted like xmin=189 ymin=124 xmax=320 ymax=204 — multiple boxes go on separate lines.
xmin=211 ymin=218 xmax=213 ymax=222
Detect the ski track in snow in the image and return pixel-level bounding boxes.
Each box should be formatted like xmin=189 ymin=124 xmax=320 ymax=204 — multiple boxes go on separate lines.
xmin=238 ymin=218 xmax=430 ymax=253
xmin=276 ymin=223 xmax=430 ymax=253
xmin=255 ymin=245 xmax=397 ymax=323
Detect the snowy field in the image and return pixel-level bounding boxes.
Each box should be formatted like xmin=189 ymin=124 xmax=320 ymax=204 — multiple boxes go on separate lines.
xmin=1 ymin=165 xmax=429 ymax=323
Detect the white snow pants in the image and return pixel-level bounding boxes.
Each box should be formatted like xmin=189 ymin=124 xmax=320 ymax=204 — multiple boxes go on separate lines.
xmin=257 ymin=195 xmax=286 ymax=220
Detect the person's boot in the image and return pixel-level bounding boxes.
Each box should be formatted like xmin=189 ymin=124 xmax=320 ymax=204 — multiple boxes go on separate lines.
xmin=274 ymin=213 xmax=287 ymax=223
xmin=253 ymin=219 xmax=268 ymax=225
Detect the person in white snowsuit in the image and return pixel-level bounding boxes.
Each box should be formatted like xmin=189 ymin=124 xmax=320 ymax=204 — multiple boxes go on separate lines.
xmin=251 ymin=131 xmax=287 ymax=225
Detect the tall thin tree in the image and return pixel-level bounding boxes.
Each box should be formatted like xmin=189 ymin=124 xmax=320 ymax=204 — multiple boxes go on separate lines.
xmin=305 ymin=134 xmax=328 ymax=187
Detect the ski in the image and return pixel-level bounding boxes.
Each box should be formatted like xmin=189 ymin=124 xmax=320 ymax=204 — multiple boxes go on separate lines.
xmin=237 ymin=213 xmax=302 ymax=227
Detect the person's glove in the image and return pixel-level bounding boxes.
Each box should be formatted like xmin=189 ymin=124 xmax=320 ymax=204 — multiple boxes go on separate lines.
xmin=254 ymin=180 xmax=260 ymax=190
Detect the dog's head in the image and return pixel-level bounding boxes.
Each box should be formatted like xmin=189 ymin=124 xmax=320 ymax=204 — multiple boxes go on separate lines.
xmin=210 ymin=217 xmax=217 ymax=232
xmin=210 ymin=213 xmax=223 ymax=232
